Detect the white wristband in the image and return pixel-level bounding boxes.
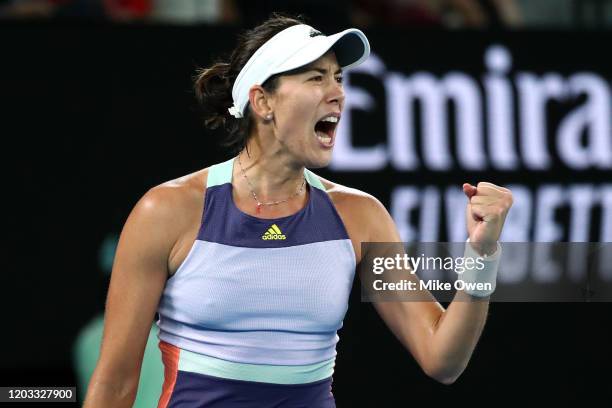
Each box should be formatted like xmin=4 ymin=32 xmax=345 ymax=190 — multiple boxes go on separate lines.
xmin=458 ymin=238 xmax=502 ymax=298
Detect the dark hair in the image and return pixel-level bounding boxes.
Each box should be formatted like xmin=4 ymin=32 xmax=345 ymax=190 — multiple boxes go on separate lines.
xmin=193 ymin=13 xmax=307 ymax=154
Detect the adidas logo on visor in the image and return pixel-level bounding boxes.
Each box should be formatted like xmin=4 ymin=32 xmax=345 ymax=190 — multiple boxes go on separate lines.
xmin=262 ymin=224 xmax=286 ymax=240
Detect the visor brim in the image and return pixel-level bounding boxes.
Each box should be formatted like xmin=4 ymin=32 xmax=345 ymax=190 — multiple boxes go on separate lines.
xmin=273 ymin=28 xmax=370 ymax=75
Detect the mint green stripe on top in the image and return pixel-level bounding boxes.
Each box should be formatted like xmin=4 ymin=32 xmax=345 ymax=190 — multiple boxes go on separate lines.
xmin=178 ymin=349 xmax=335 ymax=384
xmin=304 ymin=169 xmax=326 ymax=191
xmin=207 ymin=157 xmax=234 ymax=187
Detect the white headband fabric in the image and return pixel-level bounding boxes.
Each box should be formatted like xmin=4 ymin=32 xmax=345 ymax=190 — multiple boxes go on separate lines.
xmin=228 ymin=24 xmax=370 ymax=119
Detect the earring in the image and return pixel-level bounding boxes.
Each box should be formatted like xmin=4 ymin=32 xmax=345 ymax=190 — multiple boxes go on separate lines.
xmin=265 ymin=113 xmax=273 ymax=121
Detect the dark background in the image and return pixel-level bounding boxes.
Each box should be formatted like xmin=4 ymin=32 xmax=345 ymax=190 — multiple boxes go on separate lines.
xmin=2 ymin=21 xmax=612 ymax=406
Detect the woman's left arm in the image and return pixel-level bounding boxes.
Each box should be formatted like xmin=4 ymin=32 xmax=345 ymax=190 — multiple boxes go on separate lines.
xmin=362 ymin=182 xmax=513 ymax=385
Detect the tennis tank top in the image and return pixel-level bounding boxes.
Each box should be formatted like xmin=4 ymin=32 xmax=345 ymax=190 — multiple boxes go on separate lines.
xmin=155 ymin=157 xmax=356 ymax=407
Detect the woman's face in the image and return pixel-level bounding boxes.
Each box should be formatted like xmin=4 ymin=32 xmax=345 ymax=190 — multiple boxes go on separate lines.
xmin=265 ymin=51 xmax=345 ymax=168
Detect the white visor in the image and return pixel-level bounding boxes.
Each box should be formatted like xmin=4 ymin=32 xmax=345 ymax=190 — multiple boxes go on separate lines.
xmin=228 ymin=24 xmax=370 ymax=118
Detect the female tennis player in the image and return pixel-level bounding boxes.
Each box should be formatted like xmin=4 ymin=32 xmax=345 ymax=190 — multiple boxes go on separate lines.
xmin=84 ymin=13 xmax=513 ymax=408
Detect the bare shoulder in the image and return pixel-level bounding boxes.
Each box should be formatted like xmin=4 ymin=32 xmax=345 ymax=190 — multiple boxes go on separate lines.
xmin=153 ymin=167 xmax=209 ymax=205
xmin=315 ymin=173 xmax=387 ymax=216
xmin=128 ymin=168 xmax=209 ymax=249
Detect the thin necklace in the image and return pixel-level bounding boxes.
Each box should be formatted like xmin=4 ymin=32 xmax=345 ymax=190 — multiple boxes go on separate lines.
xmin=237 ymin=153 xmax=306 ymax=214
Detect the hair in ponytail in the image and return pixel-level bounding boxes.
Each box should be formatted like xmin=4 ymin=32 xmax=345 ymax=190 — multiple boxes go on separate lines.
xmin=193 ymin=13 xmax=307 ymax=154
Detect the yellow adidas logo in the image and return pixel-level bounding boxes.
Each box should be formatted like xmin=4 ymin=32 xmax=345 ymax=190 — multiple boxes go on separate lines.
xmin=262 ymin=224 xmax=286 ymax=240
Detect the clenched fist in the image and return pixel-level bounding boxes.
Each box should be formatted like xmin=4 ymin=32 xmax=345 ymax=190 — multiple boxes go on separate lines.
xmin=462 ymin=182 xmax=513 ymax=256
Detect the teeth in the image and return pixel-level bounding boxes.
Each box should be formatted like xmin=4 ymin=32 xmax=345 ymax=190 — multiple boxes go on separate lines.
xmin=316 ymin=131 xmax=332 ymax=144
xmin=321 ymin=116 xmax=338 ymax=123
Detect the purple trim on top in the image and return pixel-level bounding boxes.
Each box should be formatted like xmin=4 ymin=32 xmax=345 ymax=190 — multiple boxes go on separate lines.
xmin=197 ymin=183 xmax=350 ymax=248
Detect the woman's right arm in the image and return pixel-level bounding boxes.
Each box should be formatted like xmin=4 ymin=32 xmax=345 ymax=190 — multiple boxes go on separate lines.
xmin=83 ymin=186 xmax=184 ymax=408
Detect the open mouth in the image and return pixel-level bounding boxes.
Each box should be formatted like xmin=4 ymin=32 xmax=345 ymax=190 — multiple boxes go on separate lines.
xmin=314 ymin=115 xmax=339 ymax=148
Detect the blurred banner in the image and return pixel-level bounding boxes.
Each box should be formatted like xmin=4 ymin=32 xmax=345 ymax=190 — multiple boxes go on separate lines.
xmin=331 ymin=33 xmax=611 ymax=243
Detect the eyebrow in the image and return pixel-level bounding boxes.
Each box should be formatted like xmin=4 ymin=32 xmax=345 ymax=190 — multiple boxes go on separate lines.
xmin=283 ymin=65 xmax=343 ymax=77
xmin=306 ymin=67 xmax=343 ymax=75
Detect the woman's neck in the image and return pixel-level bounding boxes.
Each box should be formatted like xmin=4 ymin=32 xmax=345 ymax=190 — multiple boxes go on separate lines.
xmin=235 ymin=144 xmax=306 ymax=204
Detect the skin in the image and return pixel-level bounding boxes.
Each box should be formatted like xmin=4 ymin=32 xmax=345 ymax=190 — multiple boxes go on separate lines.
xmin=84 ymin=51 xmax=513 ymax=407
